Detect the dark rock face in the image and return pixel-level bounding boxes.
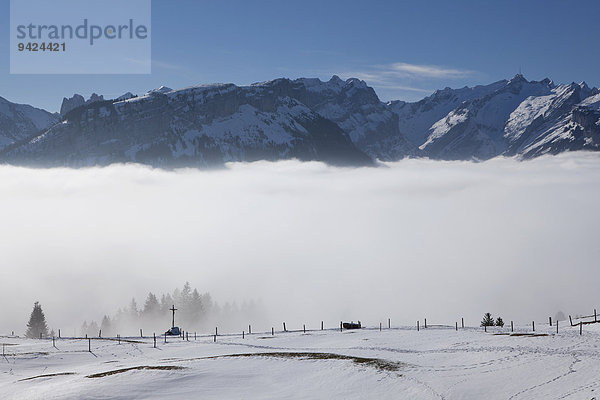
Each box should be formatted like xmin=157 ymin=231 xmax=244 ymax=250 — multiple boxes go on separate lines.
xmin=3 ymin=82 xmax=373 ymax=168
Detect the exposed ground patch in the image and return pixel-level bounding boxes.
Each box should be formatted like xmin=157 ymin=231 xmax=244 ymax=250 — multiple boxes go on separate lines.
xmin=494 ymin=333 xmax=549 ymax=337
xmin=207 ymin=352 xmax=403 ymax=373
xmin=86 ymin=365 xmax=186 ymax=378
xmin=18 ymin=372 xmax=76 ymax=381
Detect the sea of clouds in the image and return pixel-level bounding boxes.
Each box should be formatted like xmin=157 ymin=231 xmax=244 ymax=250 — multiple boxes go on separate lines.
xmin=1 ymin=152 xmax=599 ymax=335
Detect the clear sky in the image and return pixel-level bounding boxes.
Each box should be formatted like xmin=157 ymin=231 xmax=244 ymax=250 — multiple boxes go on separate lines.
xmin=1 ymin=0 xmax=599 ymax=112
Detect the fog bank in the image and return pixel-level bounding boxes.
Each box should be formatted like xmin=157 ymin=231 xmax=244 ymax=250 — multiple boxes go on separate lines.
xmin=1 ymin=153 xmax=599 ymax=335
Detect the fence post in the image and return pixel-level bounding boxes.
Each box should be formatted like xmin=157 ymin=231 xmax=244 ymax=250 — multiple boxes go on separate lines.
xmin=417 ymin=321 xmax=419 ymax=331
xmin=569 ymin=315 xmax=573 ymax=326
xmin=52 ymin=336 xmax=55 ymax=348
xmin=461 ymin=318 xmax=464 ymax=328
xmin=186 ymin=332 xmax=189 ymax=341
xmin=283 ymin=322 xmax=287 ymax=332
xmin=243 ymin=331 xmax=245 ymax=339
xmin=272 ymin=327 xmax=274 ymax=336
xmin=595 ymin=309 xmax=598 ymax=323
xmin=340 ymin=321 xmax=342 ymax=332
xmin=214 ymin=334 xmax=216 ymax=342
xmin=249 ymin=325 xmax=251 ymax=335
xmin=321 ymin=321 xmax=324 ymax=331
xmin=215 ymin=327 xmax=218 ymax=336
xmin=58 ymin=329 xmax=61 ymax=339
xmin=88 ymin=338 xmax=91 ymax=353
xmin=140 ymin=329 xmax=143 ymax=338
xmin=549 ymin=317 xmax=552 ymax=326
xmin=379 ymin=322 xmax=382 ymax=332
xmin=511 ymin=321 xmax=513 ymax=332
xmin=532 ymin=321 xmax=535 ymax=332
xmin=99 ymin=329 xmax=102 ymax=338
xmin=303 ymin=324 xmax=306 ymax=333
xmin=195 ymin=332 xmax=197 ymax=340
xmin=388 ymin=318 xmax=391 ymax=329
xmin=153 ymin=333 xmax=156 ymax=348
xmin=456 ymin=322 xmax=458 ymax=331
xmin=164 ymin=333 xmax=166 ymax=344
xmin=556 ymin=320 xmax=558 ymax=334
xmin=118 ymin=334 xmax=121 ymax=345
xmin=425 ymin=318 xmax=427 ymax=329
xmin=580 ymin=322 xmax=582 ymax=336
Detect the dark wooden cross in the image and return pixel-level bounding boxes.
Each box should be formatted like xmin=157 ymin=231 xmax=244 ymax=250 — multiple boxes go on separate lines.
xmin=170 ymin=305 xmax=177 ymax=328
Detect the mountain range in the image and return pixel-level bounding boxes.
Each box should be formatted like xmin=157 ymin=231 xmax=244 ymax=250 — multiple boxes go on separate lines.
xmin=1 ymin=74 xmax=598 ymax=167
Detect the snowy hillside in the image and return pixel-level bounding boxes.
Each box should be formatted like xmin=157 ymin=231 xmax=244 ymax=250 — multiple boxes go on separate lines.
xmin=405 ymin=75 xmax=600 ymax=160
xmin=0 ymin=97 xmax=59 ymax=151
xmin=2 ymin=323 xmax=600 ymax=399
xmin=389 ymin=79 xmax=507 ymax=146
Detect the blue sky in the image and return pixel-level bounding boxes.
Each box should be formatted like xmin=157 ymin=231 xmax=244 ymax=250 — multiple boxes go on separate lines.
xmin=1 ymin=0 xmax=599 ymax=112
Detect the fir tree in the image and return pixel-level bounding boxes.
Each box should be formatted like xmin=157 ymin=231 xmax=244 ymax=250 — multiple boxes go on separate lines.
xmin=88 ymin=321 xmax=100 ymax=337
xmin=160 ymin=293 xmax=174 ymax=314
xmin=26 ymin=301 xmax=49 ymax=339
xmin=129 ymin=298 xmax=139 ymax=320
xmin=481 ymin=312 xmax=494 ymax=327
xmin=100 ymin=315 xmax=112 ymax=337
xmin=495 ymin=317 xmax=504 ymax=327
xmin=80 ymin=321 xmax=89 ymax=337
xmin=142 ymin=293 xmax=160 ymax=317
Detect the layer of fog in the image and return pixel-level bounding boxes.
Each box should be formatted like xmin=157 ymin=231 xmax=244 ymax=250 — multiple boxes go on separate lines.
xmin=1 ymin=152 xmax=599 ymax=335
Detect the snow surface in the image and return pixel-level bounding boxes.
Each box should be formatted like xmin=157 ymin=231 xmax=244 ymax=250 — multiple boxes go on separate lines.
xmin=170 ymin=101 xmax=310 ymax=159
xmin=391 ymin=80 xmax=508 ymax=146
xmin=426 ymin=108 xmax=469 ymax=143
xmin=504 ymin=94 xmax=555 ymax=141
xmin=579 ymin=93 xmax=600 ymax=110
xmin=2 ymin=323 xmax=600 ymax=399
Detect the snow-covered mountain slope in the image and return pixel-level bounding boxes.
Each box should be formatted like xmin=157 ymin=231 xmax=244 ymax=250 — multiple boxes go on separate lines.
xmin=0 ymin=96 xmax=59 ymax=151
xmin=505 ymin=82 xmax=599 ymax=158
xmin=3 ymin=83 xmax=372 ymax=168
xmin=394 ymin=75 xmax=600 ymax=160
xmin=389 ymin=79 xmax=507 ymax=146
xmin=290 ymin=76 xmax=416 ymax=160
xmin=419 ymin=75 xmax=556 ymax=160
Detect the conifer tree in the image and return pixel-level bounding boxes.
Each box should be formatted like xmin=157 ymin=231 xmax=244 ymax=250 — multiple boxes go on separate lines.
xmin=88 ymin=321 xmax=100 ymax=337
xmin=495 ymin=317 xmax=504 ymax=327
xmin=25 ymin=301 xmax=49 ymax=339
xmin=80 ymin=321 xmax=89 ymax=337
xmin=143 ymin=293 xmax=160 ymax=317
xmin=100 ymin=315 xmax=112 ymax=337
xmin=481 ymin=312 xmax=494 ymax=327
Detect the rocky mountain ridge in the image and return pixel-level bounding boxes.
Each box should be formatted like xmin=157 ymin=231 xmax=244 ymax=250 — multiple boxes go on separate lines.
xmin=1 ymin=74 xmax=598 ymax=167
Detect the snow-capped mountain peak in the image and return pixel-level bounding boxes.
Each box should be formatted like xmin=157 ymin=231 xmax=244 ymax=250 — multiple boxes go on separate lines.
xmin=1 ymin=74 xmax=599 ymax=167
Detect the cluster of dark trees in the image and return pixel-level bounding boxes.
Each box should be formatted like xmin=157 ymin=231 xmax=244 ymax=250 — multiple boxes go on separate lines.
xmin=481 ymin=312 xmax=504 ymax=327
xmin=81 ymin=282 xmax=266 ymax=337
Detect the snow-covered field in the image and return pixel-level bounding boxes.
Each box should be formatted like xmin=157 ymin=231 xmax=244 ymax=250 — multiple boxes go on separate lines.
xmin=2 ymin=323 xmax=600 ymax=399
